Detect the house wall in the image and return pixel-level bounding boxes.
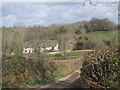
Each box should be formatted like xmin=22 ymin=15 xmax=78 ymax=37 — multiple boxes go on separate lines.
xmin=23 ymin=48 xmax=34 ymax=54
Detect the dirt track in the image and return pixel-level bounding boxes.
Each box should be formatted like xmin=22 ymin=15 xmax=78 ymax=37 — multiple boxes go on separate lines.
xmin=47 ymin=50 xmax=93 ymax=54
xmin=32 ymin=69 xmax=81 ymax=89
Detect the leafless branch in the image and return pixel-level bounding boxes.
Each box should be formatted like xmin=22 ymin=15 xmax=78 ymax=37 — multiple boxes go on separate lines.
xmin=89 ymin=0 xmax=99 ymax=6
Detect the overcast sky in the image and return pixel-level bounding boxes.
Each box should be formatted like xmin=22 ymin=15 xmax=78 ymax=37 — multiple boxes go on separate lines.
xmin=1 ymin=2 xmax=118 ymax=27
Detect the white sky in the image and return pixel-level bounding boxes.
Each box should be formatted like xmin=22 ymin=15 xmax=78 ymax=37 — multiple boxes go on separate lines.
xmin=1 ymin=1 xmax=119 ymax=27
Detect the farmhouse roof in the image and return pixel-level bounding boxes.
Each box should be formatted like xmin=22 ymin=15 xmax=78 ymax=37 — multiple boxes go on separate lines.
xmin=22 ymin=40 xmax=58 ymax=48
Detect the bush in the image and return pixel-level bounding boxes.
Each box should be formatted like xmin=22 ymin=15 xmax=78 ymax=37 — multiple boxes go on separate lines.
xmin=2 ymin=54 xmax=83 ymax=88
xmin=2 ymin=54 xmax=37 ymax=88
xmin=80 ymin=46 xmax=119 ymax=88
xmin=74 ymin=41 xmax=96 ymax=50
xmin=74 ymin=41 xmax=84 ymax=50
xmin=84 ymin=41 xmax=96 ymax=49
xmin=103 ymin=40 xmax=111 ymax=46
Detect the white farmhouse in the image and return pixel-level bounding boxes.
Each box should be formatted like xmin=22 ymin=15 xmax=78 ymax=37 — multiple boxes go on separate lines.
xmin=40 ymin=48 xmax=45 ymax=52
xmin=40 ymin=43 xmax=59 ymax=52
xmin=53 ymin=44 xmax=59 ymax=51
xmin=22 ymin=40 xmax=59 ymax=53
xmin=23 ymin=48 xmax=34 ymax=54
xmin=45 ymin=47 xmax=53 ymax=51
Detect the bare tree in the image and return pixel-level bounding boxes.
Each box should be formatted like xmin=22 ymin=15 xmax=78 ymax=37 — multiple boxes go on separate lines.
xmin=57 ymin=26 xmax=68 ymax=56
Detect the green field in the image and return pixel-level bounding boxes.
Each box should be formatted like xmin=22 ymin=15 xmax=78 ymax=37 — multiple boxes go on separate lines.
xmin=23 ymin=51 xmax=87 ymax=60
xmin=46 ymin=51 xmax=87 ymax=58
xmin=84 ymin=30 xmax=118 ymax=44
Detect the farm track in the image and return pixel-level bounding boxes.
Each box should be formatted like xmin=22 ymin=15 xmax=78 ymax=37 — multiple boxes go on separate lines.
xmin=31 ymin=69 xmax=81 ymax=89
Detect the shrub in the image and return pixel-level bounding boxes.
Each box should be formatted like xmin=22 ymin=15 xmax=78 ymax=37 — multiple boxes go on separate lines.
xmin=74 ymin=41 xmax=84 ymax=50
xmin=2 ymin=54 xmax=37 ymax=88
xmin=80 ymin=46 xmax=119 ymax=88
xmin=74 ymin=41 xmax=96 ymax=50
xmin=103 ymin=40 xmax=111 ymax=46
xmin=84 ymin=41 xmax=96 ymax=49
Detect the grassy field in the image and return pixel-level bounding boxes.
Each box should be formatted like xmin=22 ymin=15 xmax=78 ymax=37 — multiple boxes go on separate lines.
xmin=46 ymin=51 xmax=86 ymax=58
xmin=23 ymin=51 xmax=87 ymax=59
xmin=85 ymin=30 xmax=118 ymax=44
